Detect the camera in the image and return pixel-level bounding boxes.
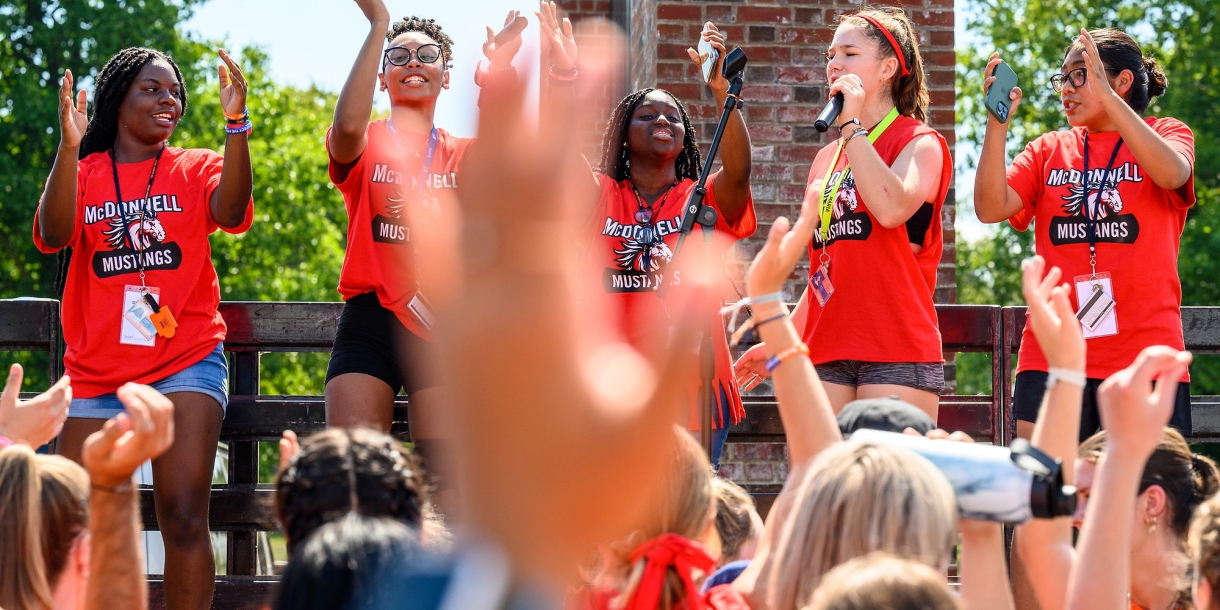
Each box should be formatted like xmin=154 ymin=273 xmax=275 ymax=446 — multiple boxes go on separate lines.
xmin=849 ymin=429 xmax=1077 ymax=524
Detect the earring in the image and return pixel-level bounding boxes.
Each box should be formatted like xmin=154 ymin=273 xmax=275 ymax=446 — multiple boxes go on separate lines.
xmin=1146 ymin=516 xmax=1158 ymax=533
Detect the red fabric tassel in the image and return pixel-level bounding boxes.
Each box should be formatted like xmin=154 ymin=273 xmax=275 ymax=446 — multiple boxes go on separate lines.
xmin=624 ymin=533 xmax=715 ymax=610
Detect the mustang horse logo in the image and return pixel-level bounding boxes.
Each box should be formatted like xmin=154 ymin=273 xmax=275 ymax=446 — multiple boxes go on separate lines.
xmin=103 ymin=216 xmax=166 ymax=250
xmin=1063 ymin=179 xmax=1124 ymax=219
xmin=614 ymin=239 xmax=673 ymax=273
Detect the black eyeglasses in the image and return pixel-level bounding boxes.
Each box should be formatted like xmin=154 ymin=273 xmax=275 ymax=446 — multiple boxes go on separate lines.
xmin=1049 ymin=66 xmax=1122 ymax=92
xmin=383 ymin=44 xmax=443 ymax=67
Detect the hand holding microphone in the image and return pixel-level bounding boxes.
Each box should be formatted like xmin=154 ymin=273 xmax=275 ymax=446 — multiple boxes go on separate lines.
xmin=816 ymin=74 xmax=867 ymax=133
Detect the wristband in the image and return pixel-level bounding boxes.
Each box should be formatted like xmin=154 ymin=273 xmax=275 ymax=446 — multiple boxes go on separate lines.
xmin=748 ymin=292 xmax=783 ymax=305
xmin=223 ymin=106 xmax=249 ymax=122
xmin=0 ymin=434 xmax=13 ymax=449
xmin=225 ymin=119 xmax=253 ymax=135
xmin=754 ymin=313 xmax=788 ymax=328
xmin=838 ymin=117 xmax=861 ymax=131
xmin=1045 ymin=367 xmax=1086 ymax=389
xmin=843 ymin=128 xmax=869 ymax=144
xmin=91 ymin=478 xmax=135 ymax=494
xmin=765 ymin=342 xmax=809 ymax=373
xmin=548 ymin=65 xmax=578 ymax=82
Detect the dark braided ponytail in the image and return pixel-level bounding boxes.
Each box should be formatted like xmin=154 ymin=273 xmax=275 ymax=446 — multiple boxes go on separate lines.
xmin=54 ymin=48 xmax=188 ymax=296
xmin=596 ymin=88 xmax=702 ymax=182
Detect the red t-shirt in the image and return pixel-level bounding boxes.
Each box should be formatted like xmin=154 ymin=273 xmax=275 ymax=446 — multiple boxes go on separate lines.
xmin=32 ymin=147 xmax=254 ymax=398
xmin=328 ymin=121 xmax=473 ymax=338
xmin=1007 ymin=117 xmax=1195 ymax=380
xmin=800 ymin=115 xmax=952 ymax=364
xmin=585 ymin=173 xmax=756 ymax=428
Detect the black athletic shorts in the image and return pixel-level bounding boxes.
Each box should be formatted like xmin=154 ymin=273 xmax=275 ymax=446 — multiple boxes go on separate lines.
xmin=1012 ymin=370 xmax=1192 ymax=440
xmin=325 ymin=293 xmax=439 ymax=395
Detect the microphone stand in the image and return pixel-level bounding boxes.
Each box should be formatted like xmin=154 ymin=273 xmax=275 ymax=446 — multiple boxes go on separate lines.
xmin=656 ymin=55 xmax=746 ymax=457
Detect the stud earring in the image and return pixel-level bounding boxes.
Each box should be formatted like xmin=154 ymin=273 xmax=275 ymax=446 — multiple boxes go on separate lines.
xmin=1146 ymin=516 xmax=1158 ymax=533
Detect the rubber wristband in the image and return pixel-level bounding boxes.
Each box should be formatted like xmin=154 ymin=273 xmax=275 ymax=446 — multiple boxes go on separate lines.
xmin=1046 ymin=367 xmax=1086 ymax=389
xmin=754 ymin=313 xmax=788 ymax=328
xmin=225 ymin=119 xmax=253 ymax=135
xmin=765 ymin=342 xmax=809 ymax=373
xmin=749 ymin=292 xmax=783 ymax=305
xmin=548 ymin=65 xmax=578 ymax=81
xmin=223 ymin=106 xmax=249 ymax=121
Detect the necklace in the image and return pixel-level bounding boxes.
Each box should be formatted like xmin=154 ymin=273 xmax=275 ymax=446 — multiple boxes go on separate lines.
xmin=630 ymin=180 xmax=678 ymax=227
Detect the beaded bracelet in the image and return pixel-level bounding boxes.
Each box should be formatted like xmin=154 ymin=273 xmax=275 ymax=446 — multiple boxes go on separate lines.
xmin=225 ymin=119 xmax=253 ymax=135
xmin=765 ymin=342 xmax=809 ymax=373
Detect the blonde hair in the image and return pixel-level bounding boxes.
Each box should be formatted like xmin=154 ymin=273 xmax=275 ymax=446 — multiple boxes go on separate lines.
xmin=803 ymin=553 xmax=960 ymax=610
xmin=0 ymin=446 xmax=90 ymax=610
xmin=605 ymin=428 xmax=715 ymax=608
xmin=712 ymin=477 xmax=758 ymax=566
xmin=766 ymin=442 xmax=958 ymax=610
xmin=838 ymin=7 xmax=930 ymax=123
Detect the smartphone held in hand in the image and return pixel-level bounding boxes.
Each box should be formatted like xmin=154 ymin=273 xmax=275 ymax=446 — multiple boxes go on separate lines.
xmin=985 ymin=61 xmax=1018 ymax=123
xmin=698 ymin=23 xmax=719 ymax=83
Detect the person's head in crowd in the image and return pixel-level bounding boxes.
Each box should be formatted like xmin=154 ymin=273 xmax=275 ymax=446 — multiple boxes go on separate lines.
xmin=712 ymin=477 xmax=763 ymax=568
xmin=1076 ymin=428 xmax=1220 ymax=543
xmin=276 ymin=428 xmax=432 ymax=555
xmin=830 ymin=7 xmax=930 ymax=123
xmin=765 ymin=442 xmax=958 ymax=610
xmin=597 ymin=428 xmax=718 ymax=606
xmin=1190 ymin=493 xmax=1220 ymax=610
xmin=1058 ymin=28 xmax=1167 ymax=128
xmin=836 ymin=397 xmax=936 ymax=437
xmin=273 ymin=512 xmax=418 ymax=610
xmin=597 ymin=87 xmax=703 ymax=183
xmin=379 ymin=16 xmax=456 ymax=107
xmin=803 ymin=553 xmax=960 ymax=610
xmin=0 ymin=446 xmax=90 ymax=610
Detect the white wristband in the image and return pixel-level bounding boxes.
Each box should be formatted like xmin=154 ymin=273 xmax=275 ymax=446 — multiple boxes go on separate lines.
xmin=1046 ymin=367 xmax=1086 ymax=389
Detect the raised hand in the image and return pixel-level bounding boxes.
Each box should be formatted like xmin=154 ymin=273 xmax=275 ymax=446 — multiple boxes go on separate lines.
xmin=685 ymin=22 xmax=729 ymax=95
xmin=482 ymin=10 xmax=528 ymax=70
xmin=983 ymin=52 xmax=1023 ymax=123
xmin=536 ymin=1 xmax=577 ymax=71
xmin=746 ymin=195 xmax=816 ymax=299
xmin=218 ymin=49 xmax=249 ymax=117
xmin=0 ymin=364 xmax=71 ymax=448
xmin=1021 ymin=256 xmax=1085 ymax=371
xmin=1097 ymin=346 xmax=1191 ymax=460
xmin=353 ymin=0 xmax=390 ymax=25
xmin=58 ymin=70 xmax=88 ymax=150
xmin=278 ymin=429 xmax=300 ymax=473
xmin=81 ymin=383 xmax=175 ymax=489
xmin=1078 ymin=29 xmax=1116 ymax=100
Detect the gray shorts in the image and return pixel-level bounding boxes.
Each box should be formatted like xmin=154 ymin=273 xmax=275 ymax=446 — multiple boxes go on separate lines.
xmin=815 ymin=360 xmax=945 ymax=395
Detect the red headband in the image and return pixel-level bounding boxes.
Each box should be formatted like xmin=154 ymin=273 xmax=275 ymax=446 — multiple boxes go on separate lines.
xmin=857 ymin=14 xmax=911 ymax=77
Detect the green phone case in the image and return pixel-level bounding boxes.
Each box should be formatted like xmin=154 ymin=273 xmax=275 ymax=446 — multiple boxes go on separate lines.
xmin=985 ymin=61 xmax=1018 ymax=123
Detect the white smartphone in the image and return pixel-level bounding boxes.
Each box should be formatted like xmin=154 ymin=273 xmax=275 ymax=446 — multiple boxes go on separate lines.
xmin=698 ymin=22 xmax=719 ymax=83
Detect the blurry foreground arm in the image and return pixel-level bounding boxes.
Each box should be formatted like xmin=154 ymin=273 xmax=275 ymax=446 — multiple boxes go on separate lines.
xmin=83 ymin=384 xmax=175 ymax=610
xmin=1067 ymin=347 xmax=1192 ymax=610
xmin=0 ymin=363 xmax=70 ymax=448
xmin=1013 ymin=255 xmax=1086 ymax=610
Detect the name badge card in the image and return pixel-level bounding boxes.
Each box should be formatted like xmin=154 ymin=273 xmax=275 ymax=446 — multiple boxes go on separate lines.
xmin=1073 ymin=272 xmax=1118 ymax=339
xmin=121 ymin=285 xmax=161 ymax=347
xmin=409 ymin=292 xmax=436 ymax=331
xmin=811 ymin=265 xmax=835 ymax=307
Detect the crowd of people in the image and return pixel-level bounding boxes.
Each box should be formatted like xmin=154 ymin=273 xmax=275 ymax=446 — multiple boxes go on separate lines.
xmin=0 ymin=0 xmax=1207 ymax=608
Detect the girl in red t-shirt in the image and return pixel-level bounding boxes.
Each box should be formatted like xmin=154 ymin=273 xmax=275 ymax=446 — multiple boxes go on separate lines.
xmin=975 ymin=29 xmax=1196 ymax=441
xmin=34 ymin=47 xmax=254 ymax=608
xmin=324 ymin=0 xmax=542 ymax=487
xmin=734 ymin=8 xmax=952 ymax=422
xmin=581 ymin=23 xmax=756 ymax=468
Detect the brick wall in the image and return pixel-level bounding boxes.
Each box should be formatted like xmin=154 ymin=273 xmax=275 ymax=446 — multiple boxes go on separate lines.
xmin=557 ymin=0 xmax=956 ymax=488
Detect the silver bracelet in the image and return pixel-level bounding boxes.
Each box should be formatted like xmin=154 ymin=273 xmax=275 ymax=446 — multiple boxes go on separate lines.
xmin=843 ymin=128 xmax=869 ymax=145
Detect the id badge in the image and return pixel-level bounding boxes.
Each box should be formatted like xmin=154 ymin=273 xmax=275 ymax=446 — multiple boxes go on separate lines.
xmin=811 ymin=264 xmax=835 ymax=307
xmin=121 ymin=285 xmax=160 ymax=347
xmin=1073 ymin=272 xmax=1118 ymax=339
xmin=408 ymin=292 xmax=435 ymax=331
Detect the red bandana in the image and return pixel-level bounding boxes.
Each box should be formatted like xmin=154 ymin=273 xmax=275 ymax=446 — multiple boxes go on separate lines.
xmin=623 ymin=533 xmax=715 ymax=610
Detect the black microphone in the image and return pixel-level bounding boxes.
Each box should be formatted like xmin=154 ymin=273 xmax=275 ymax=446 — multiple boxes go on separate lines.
xmin=814 ymin=93 xmax=844 ymax=133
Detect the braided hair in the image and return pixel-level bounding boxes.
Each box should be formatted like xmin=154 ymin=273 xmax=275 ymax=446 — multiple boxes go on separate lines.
xmin=596 ymin=88 xmax=702 ymax=183
xmin=386 ymin=16 xmax=455 ymax=70
xmin=275 ymin=428 xmax=429 ymax=555
xmin=54 ymin=48 xmax=188 ymax=296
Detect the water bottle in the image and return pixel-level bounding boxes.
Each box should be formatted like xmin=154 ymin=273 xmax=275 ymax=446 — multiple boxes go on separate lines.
xmin=849 ymin=429 xmax=1077 ymax=524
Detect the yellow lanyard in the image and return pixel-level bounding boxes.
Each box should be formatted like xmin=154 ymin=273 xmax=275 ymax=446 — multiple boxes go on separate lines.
xmin=817 ymin=107 xmax=900 ymax=241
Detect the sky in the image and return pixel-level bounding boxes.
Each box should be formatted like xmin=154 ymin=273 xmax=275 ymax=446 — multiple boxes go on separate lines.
xmin=183 ymin=0 xmax=537 ymax=138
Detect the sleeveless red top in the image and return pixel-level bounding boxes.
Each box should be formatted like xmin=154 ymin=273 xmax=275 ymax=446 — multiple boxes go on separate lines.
xmin=800 ymin=115 xmax=952 ymax=364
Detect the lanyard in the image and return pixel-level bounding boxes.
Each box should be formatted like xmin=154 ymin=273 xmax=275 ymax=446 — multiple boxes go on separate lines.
xmin=386 ymin=120 xmax=439 ymax=192
xmin=110 ymin=145 xmax=165 ymax=287
xmin=817 ymin=107 xmax=900 ymax=242
xmin=1081 ymin=132 xmax=1124 ymax=278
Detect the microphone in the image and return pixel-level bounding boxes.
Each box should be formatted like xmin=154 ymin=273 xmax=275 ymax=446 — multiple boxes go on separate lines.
xmin=814 ymin=93 xmax=844 ymax=133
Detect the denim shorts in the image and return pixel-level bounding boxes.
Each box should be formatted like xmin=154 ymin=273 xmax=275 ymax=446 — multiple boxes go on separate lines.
xmin=68 ymin=343 xmax=229 ymax=419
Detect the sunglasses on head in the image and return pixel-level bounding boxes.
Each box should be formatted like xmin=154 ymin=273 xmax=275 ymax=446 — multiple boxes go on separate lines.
xmin=383 ymin=44 xmax=443 ymax=67
xmin=1049 ymin=66 xmax=1122 ymax=92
